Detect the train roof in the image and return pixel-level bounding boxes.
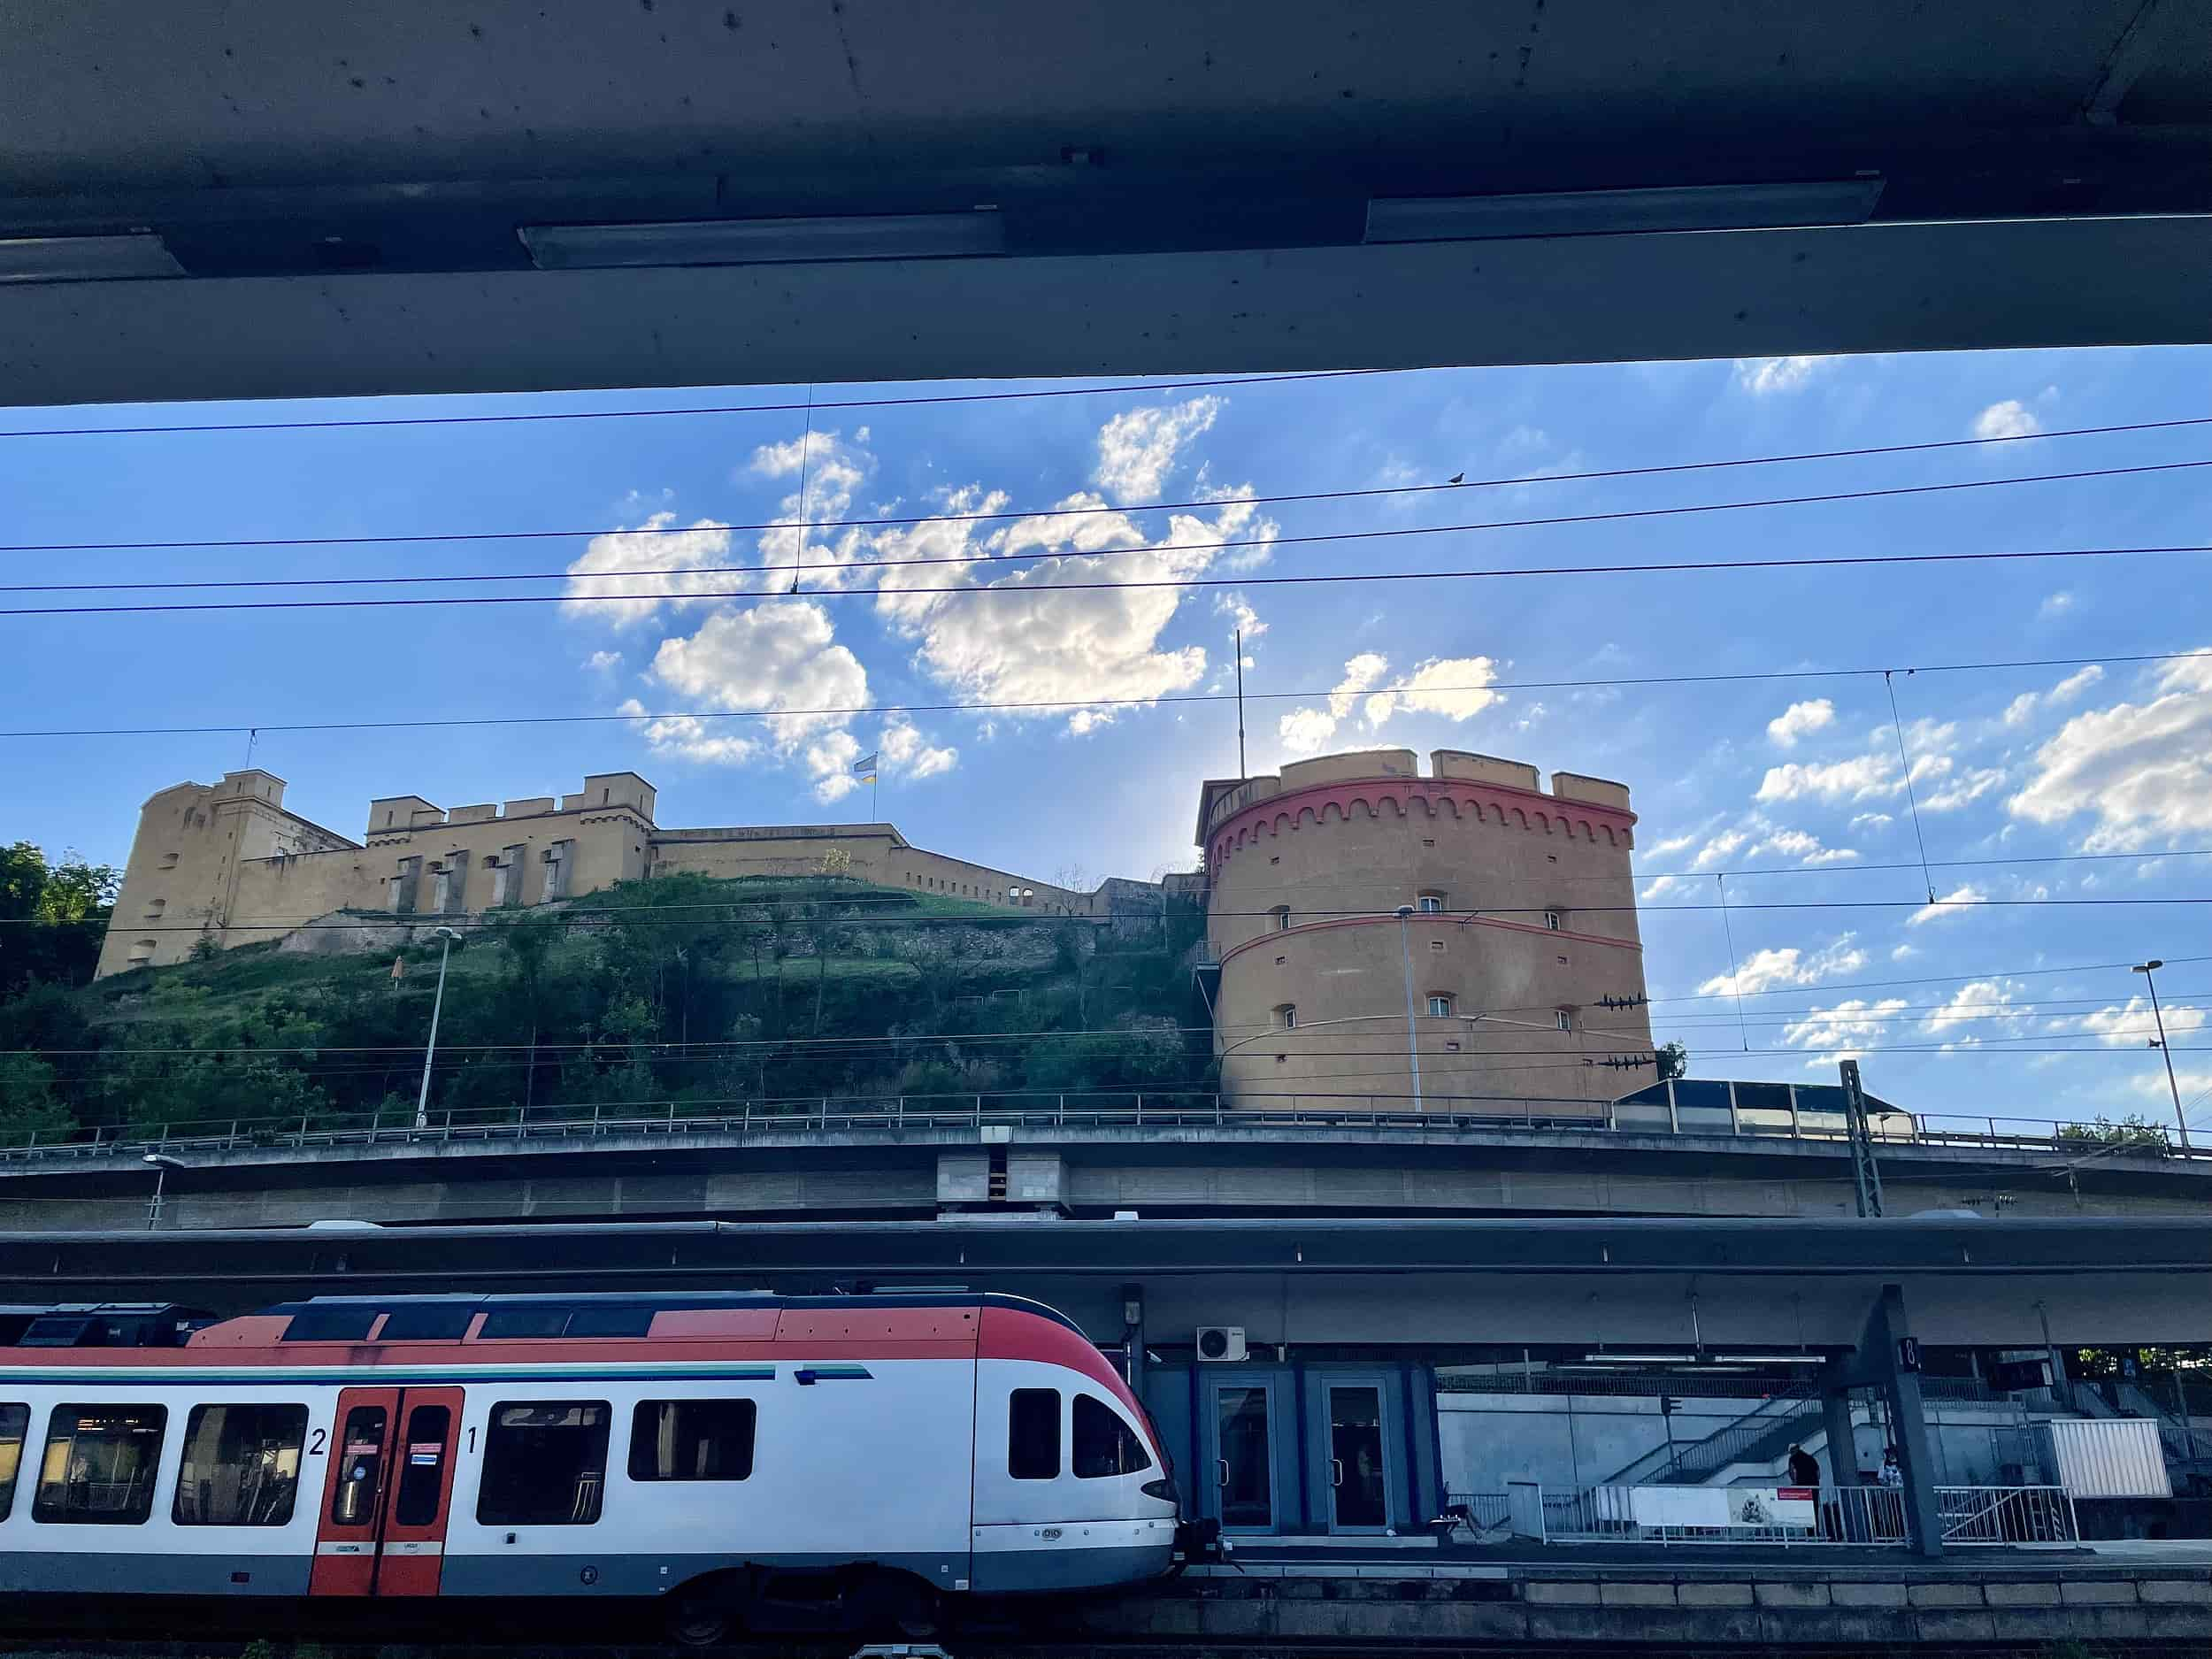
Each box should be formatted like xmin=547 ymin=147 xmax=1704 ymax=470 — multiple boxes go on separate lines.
xmin=229 ymin=1288 xmax=1087 ymax=1345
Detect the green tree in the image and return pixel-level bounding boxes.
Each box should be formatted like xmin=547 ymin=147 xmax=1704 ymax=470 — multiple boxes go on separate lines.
xmin=1655 ymin=1041 xmax=1689 ymax=1081
xmin=0 ymin=841 xmax=120 ymax=992
xmin=0 ymin=1055 xmax=75 ymax=1144
xmin=2056 ymin=1114 xmax=2169 ymax=1152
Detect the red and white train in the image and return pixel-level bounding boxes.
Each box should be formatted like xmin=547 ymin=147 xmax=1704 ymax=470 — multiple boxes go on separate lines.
xmin=0 ymin=1292 xmax=1179 ymax=1640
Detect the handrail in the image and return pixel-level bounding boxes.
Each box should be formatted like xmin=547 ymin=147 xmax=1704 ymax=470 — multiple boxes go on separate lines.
xmin=3 ymin=1087 xmax=2208 ymax=1168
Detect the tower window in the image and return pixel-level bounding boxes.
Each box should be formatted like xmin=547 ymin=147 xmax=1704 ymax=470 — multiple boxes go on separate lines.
xmin=1275 ymin=1004 xmax=1297 ymax=1031
xmin=1555 ymin=1010 xmax=1573 ymax=1032
xmin=1542 ymin=910 xmax=1563 ymax=931
xmin=1426 ymin=995 xmax=1454 ymax=1018
xmin=1270 ymin=906 xmax=1291 ymax=931
xmin=1417 ymin=891 xmax=1445 ymax=913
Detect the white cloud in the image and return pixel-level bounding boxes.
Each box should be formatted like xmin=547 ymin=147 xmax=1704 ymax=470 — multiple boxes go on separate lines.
xmin=1972 ymin=399 xmax=2041 ymax=441
xmin=1755 ymin=752 xmax=1897 ymax=803
xmin=2039 ymin=590 xmax=2075 ymax=619
xmin=1849 ymin=811 xmax=1893 ymax=831
xmin=1646 ymin=833 xmax=1699 ymax=858
xmin=744 ymin=429 xmax=878 ymax=590
xmin=879 ymin=718 xmax=959 ymax=781
xmin=2009 ymin=653 xmax=2212 ymax=849
xmin=1890 ymin=944 xmax=1917 ymax=962
xmin=644 ymin=601 xmax=867 ymax=747
xmin=1732 ymin=356 xmax=1833 ymax=396
xmin=561 ymin=512 xmax=738 ymax=627
xmin=1094 ymin=396 xmax=1223 ymax=503
xmin=2070 ymin=996 xmax=2207 ymax=1048
xmin=581 ymin=650 xmax=622 ymax=672
xmin=1779 ymin=997 xmax=1910 ymax=1065
xmin=1907 ymin=884 xmax=1988 ymax=926
xmin=1365 ymin=656 xmax=1504 ymax=724
xmin=1697 ymin=933 xmax=1868 ymax=998
xmin=617 ymin=708 xmax=760 ymax=766
xmin=1276 ymin=651 xmax=1501 ymax=756
xmin=1919 ymin=766 xmax=2007 ymax=813
xmin=1215 ymin=592 xmax=1267 ymax=641
xmin=804 ymin=730 xmax=865 ymax=802
xmin=1639 ymin=875 xmax=1691 ymax=902
xmin=1690 ymin=829 xmax=1749 ymax=870
xmin=2001 ymin=664 xmax=2104 ymax=727
xmin=1921 ymin=979 xmax=2029 ymax=1047
xmin=1749 ymin=826 xmax=1860 ymax=865
xmin=1766 ymin=699 xmax=1835 ymax=748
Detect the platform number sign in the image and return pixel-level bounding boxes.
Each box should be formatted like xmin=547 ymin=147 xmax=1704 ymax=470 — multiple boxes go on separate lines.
xmin=1895 ymin=1337 xmax=1922 ymax=1373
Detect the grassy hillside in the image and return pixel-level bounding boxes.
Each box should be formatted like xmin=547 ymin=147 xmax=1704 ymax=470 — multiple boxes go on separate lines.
xmin=0 ymin=873 xmax=1210 ymax=1138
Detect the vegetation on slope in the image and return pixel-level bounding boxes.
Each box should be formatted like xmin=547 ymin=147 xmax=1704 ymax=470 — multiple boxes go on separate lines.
xmin=0 ymin=869 xmax=1211 ymax=1141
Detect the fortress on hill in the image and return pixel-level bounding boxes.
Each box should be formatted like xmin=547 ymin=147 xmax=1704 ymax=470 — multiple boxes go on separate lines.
xmin=100 ymin=748 xmax=1651 ymax=1108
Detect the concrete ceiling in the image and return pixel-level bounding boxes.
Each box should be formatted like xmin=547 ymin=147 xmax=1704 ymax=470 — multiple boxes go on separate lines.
xmin=5 ymin=0 xmax=2212 ymax=405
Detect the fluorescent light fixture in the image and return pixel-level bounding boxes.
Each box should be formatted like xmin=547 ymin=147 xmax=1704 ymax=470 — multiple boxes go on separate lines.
xmin=1365 ymin=179 xmax=1884 ymax=244
xmin=521 ymin=211 xmax=1005 ymax=271
xmin=1712 ymin=1353 xmax=1828 ymax=1366
xmin=0 ymin=233 xmax=184 ymax=285
xmin=1577 ymin=1352 xmax=1699 ymax=1365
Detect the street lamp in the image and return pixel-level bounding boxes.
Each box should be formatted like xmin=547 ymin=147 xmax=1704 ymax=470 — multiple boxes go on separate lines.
xmin=414 ymin=926 xmax=465 ymax=1131
xmin=1394 ymin=904 xmax=1423 ymax=1111
xmin=2132 ymin=960 xmax=2189 ymax=1148
xmin=142 ymin=1153 xmax=184 ymax=1232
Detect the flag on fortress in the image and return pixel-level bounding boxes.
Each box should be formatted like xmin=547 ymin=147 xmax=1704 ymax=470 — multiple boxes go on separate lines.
xmin=851 ymin=752 xmax=879 ymax=781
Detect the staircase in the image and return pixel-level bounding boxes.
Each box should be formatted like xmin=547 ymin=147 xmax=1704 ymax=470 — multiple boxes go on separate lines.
xmin=2115 ymin=1383 xmax=2212 ymax=1471
xmin=1600 ymin=1392 xmax=1825 ymax=1488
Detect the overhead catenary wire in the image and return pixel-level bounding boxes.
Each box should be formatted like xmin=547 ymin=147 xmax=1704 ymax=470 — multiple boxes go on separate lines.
xmin=6 ymin=647 xmax=2205 ymax=741
xmin=9 ymin=409 xmax=2211 ymax=565
xmin=16 ymin=460 xmax=2212 ymax=610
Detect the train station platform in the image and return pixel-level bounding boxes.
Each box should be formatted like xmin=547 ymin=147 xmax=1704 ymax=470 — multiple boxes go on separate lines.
xmin=992 ymin=1541 xmax=2212 ymax=1648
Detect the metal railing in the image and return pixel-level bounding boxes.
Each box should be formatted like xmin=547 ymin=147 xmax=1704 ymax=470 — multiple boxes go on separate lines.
xmin=4 ymin=1085 xmax=2208 ymax=1167
xmin=1936 ymin=1485 xmax=2078 ymax=1545
xmin=1455 ymin=1482 xmax=2074 ymax=1548
xmin=1543 ymin=1483 xmax=1910 ymax=1547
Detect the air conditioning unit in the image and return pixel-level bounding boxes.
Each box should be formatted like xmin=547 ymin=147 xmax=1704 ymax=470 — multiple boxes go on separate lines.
xmin=1195 ymin=1325 xmax=1248 ymax=1363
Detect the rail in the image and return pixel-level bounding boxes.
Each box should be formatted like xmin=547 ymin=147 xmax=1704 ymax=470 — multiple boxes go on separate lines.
xmin=1937 ymin=1484 xmax=2079 ymax=1545
xmin=1456 ymin=1482 xmax=2075 ymax=1548
xmin=2 ymin=1087 xmax=2206 ymax=1168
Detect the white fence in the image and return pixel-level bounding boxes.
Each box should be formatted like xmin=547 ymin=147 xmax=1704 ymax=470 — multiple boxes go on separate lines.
xmin=1938 ymin=1484 xmax=2079 ymax=1545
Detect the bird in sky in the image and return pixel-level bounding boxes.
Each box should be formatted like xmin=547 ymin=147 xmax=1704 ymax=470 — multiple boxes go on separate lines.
xmin=1448 ymin=472 xmax=1464 ymax=484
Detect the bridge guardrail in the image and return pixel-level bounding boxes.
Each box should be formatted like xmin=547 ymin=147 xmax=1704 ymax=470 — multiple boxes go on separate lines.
xmin=0 ymin=1088 xmax=2203 ymax=1168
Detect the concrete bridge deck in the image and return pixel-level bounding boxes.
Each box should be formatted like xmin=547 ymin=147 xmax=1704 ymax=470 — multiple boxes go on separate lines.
xmin=3 ymin=1113 xmax=2204 ymax=1232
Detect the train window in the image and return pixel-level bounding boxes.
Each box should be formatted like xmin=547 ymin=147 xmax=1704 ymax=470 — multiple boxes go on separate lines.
xmin=478 ymin=1402 xmax=610 ymax=1525
xmin=628 ymin=1400 xmax=757 ymax=1481
xmin=331 ymin=1405 xmax=389 ymax=1525
xmin=563 ymin=1306 xmax=654 ymax=1338
xmin=173 ymin=1403 xmax=307 ymax=1526
xmin=0 ymin=1404 xmax=25 ymax=1520
xmin=1072 ymin=1395 xmax=1153 ymax=1479
xmin=392 ymin=1404 xmax=451 ymax=1526
xmin=479 ymin=1308 xmax=570 ymax=1340
xmin=1008 ymin=1388 xmax=1059 ymax=1479
xmin=33 ymin=1404 xmax=168 ymax=1525
xmin=378 ymin=1304 xmax=475 ymax=1340
xmin=282 ymin=1306 xmax=380 ymax=1342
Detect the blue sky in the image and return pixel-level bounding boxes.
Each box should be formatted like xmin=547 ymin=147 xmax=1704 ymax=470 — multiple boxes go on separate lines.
xmin=5 ymin=346 xmax=2211 ymax=1130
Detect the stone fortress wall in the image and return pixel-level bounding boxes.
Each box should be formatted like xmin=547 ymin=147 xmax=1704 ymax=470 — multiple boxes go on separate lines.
xmin=96 ymin=768 xmax=1098 ymax=978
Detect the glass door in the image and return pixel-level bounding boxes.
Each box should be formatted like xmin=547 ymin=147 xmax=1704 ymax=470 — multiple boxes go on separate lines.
xmin=1211 ymin=1382 xmax=1275 ymax=1532
xmin=1326 ymin=1383 xmax=1391 ymax=1533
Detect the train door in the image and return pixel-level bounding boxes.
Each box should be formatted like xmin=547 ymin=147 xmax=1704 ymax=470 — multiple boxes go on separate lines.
xmin=309 ymin=1386 xmax=465 ymax=1596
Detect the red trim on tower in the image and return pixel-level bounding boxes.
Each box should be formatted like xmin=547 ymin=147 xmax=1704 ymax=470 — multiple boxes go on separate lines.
xmin=1208 ymin=773 xmax=1636 ymax=875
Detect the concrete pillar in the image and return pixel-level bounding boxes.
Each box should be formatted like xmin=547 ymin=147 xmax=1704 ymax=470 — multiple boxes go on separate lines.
xmin=1821 ymin=1375 xmax=1860 ymax=1490
xmin=1121 ymin=1283 xmax=1146 ymax=1398
xmin=1867 ymin=1284 xmax=1945 ymax=1559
